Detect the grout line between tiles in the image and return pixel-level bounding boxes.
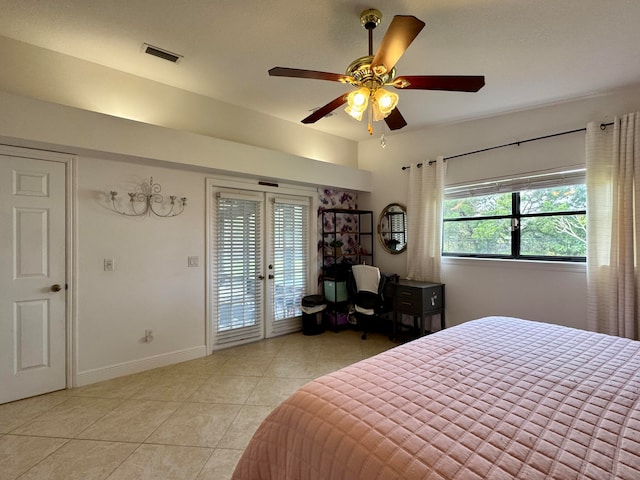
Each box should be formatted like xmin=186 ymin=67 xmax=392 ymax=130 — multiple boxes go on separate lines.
xmin=3 ymin=330 xmax=397 ymax=480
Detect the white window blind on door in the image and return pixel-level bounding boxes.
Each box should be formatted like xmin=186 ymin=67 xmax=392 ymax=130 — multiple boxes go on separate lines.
xmin=212 ymin=192 xmax=263 ymax=345
xmin=270 ymin=198 xmax=308 ymax=335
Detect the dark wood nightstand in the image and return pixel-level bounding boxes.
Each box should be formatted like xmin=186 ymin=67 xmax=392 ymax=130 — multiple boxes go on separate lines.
xmin=391 ymin=280 xmax=445 ymax=340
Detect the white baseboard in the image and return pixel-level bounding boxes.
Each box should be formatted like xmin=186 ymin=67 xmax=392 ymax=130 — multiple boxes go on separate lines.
xmin=74 ymin=345 xmax=207 ymax=387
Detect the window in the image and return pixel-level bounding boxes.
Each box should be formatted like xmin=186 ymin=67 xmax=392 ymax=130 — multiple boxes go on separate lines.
xmin=443 ymin=170 xmax=586 ymax=261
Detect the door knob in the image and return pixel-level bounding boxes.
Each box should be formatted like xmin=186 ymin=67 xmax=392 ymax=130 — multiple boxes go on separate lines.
xmin=268 ymin=274 xmax=274 ymax=279
xmin=258 ymin=275 xmax=265 ymax=280
xmin=51 ymin=284 xmax=62 ymax=292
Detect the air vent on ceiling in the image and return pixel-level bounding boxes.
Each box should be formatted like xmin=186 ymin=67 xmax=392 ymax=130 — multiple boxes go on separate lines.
xmin=142 ymin=43 xmax=182 ymax=63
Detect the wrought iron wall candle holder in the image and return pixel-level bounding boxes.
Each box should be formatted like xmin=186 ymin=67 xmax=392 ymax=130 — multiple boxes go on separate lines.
xmin=109 ymin=177 xmax=187 ymax=218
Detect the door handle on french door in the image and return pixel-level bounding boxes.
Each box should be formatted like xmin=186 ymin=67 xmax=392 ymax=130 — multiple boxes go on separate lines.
xmin=51 ymin=284 xmax=62 ymax=292
xmin=268 ymin=274 xmax=274 ymax=279
xmin=258 ymin=275 xmax=265 ymax=280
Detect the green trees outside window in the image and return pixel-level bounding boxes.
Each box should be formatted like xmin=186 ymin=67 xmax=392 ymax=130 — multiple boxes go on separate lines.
xmin=443 ymin=184 xmax=586 ymax=261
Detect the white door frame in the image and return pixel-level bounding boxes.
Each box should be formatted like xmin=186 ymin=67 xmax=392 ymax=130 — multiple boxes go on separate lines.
xmin=205 ymin=175 xmax=318 ymax=353
xmin=0 ymin=144 xmax=76 ymax=390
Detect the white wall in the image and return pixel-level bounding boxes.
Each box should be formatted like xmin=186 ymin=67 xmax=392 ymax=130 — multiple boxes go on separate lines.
xmin=0 ymin=90 xmax=371 ymax=192
xmin=441 ymin=259 xmax=586 ymax=329
xmin=358 ymin=84 xmax=640 ymax=331
xmin=0 ymin=90 xmax=372 ymax=387
xmin=76 ymin=157 xmax=207 ymax=384
xmin=0 ymin=35 xmax=357 ymax=166
xmin=3 ymin=49 xmax=640 ymax=385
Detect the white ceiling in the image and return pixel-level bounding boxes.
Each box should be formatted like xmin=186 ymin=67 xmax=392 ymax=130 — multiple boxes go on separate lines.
xmin=1 ymin=0 xmax=639 ymax=142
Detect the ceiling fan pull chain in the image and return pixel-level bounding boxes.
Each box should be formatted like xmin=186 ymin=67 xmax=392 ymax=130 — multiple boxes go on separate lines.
xmin=368 ymin=107 xmax=374 ymax=135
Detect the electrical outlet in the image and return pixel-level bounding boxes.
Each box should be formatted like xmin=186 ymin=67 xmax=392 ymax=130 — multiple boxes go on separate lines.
xmin=188 ymin=256 xmax=199 ymax=267
xmin=104 ymin=258 xmax=114 ymax=271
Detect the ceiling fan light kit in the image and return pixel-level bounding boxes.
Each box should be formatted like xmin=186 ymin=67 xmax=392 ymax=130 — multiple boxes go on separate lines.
xmin=269 ymin=8 xmax=485 ymax=136
xmin=345 ymin=87 xmax=369 ymax=121
xmin=373 ymin=89 xmax=399 ymax=118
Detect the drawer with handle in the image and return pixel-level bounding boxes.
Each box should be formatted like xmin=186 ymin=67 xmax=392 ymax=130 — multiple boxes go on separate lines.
xmin=395 ymin=286 xmax=421 ymax=314
xmin=395 ymin=284 xmax=443 ymax=315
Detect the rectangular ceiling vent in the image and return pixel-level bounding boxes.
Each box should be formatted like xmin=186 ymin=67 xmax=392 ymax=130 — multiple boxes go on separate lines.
xmin=142 ymin=43 xmax=182 ymax=63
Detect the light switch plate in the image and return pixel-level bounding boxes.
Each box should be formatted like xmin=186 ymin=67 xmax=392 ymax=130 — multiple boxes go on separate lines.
xmin=188 ymin=256 xmax=199 ymax=267
xmin=104 ymin=258 xmax=114 ymax=271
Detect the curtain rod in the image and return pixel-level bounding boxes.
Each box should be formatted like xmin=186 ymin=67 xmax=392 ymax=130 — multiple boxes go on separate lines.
xmin=401 ymin=122 xmax=614 ymax=170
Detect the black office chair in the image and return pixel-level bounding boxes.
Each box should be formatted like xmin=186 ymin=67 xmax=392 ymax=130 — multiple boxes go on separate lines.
xmin=351 ymin=264 xmax=386 ymax=340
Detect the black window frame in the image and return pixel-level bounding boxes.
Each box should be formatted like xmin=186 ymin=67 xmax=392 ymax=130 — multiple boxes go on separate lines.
xmin=442 ymin=191 xmax=586 ymax=262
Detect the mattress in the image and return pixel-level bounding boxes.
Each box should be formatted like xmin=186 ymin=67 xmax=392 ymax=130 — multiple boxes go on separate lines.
xmin=232 ymin=316 xmax=640 ymax=479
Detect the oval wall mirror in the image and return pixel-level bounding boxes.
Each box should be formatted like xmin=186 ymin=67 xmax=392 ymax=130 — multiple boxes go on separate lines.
xmin=377 ymin=203 xmax=407 ymax=254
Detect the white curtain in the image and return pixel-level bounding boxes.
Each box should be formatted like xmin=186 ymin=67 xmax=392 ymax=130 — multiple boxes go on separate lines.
xmin=586 ymin=112 xmax=640 ymax=340
xmin=406 ymin=157 xmax=446 ymax=282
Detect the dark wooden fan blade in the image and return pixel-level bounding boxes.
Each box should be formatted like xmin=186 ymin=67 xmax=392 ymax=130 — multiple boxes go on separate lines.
xmin=269 ymin=67 xmax=350 ymax=83
xmin=394 ymin=75 xmax=485 ymax=92
xmin=301 ymin=94 xmax=348 ymax=124
xmin=384 ymin=108 xmax=407 ymax=130
xmin=371 ymin=16 xmax=425 ymax=74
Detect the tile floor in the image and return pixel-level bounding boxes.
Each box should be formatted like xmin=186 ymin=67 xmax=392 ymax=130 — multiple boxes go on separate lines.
xmin=0 ymin=329 xmax=397 ymax=480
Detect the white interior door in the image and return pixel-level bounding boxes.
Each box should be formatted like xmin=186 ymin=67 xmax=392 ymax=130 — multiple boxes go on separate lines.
xmin=0 ymin=154 xmax=67 ymax=404
xmin=209 ymin=185 xmax=312 ymax=349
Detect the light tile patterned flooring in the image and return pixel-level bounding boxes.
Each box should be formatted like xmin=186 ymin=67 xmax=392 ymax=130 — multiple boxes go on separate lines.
xmin=0 ymin=329 xmax=396 ymax=480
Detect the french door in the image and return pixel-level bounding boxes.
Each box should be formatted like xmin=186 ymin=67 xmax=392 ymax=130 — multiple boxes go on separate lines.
xmin=209 ymin=183 xmax=313 ymax=349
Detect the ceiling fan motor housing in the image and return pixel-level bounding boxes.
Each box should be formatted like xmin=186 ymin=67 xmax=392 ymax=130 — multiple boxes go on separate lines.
xmin=360 ymin=8 xmax=382 ymax=30
xmin=346 ymin=55 xmax=396 ymax=89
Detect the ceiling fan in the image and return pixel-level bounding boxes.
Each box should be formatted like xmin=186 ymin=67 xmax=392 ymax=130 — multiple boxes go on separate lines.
xmin=269 ymin=9 xmax=485 ymax=135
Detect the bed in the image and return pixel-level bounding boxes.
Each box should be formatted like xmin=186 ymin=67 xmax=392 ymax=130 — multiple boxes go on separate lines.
xmin=232 ymin=316 xmax=640 ymax=479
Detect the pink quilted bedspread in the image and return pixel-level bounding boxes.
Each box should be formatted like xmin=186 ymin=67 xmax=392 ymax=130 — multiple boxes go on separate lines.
xmin=232 ymin=317 xmax=640 ymax=479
